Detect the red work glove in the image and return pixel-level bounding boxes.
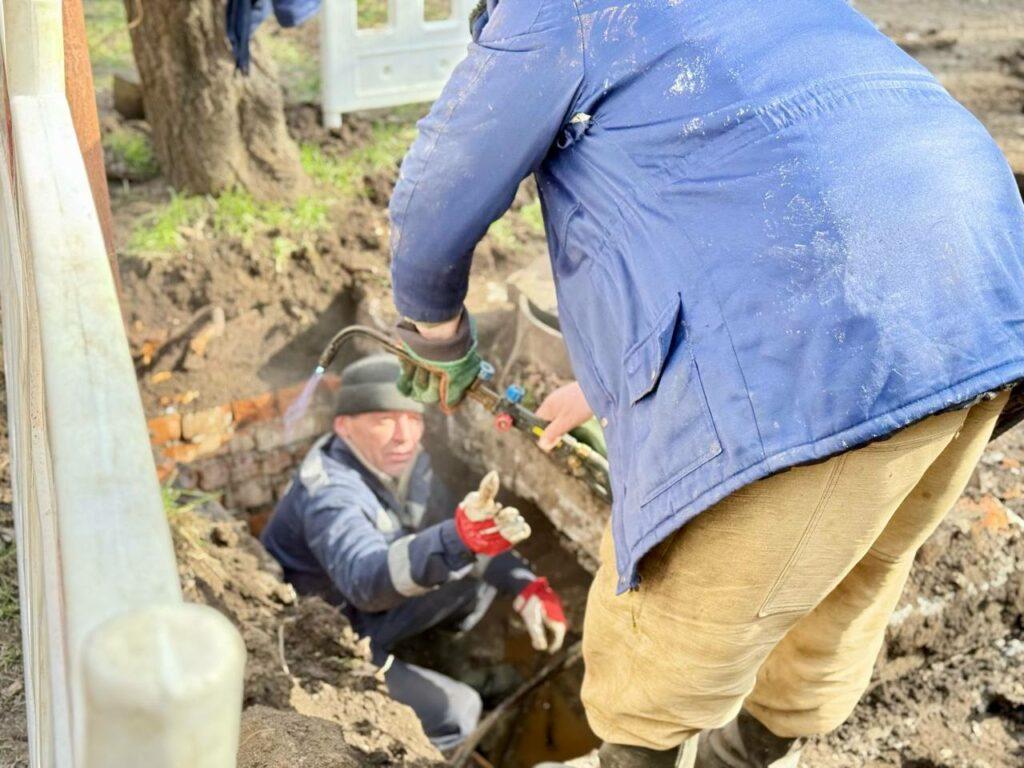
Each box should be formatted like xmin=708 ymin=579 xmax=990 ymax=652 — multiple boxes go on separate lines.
xmin=514 ymin=577 xmax=567 ymax=653
xmin=455 ymin=471 xmax=531 ymax=556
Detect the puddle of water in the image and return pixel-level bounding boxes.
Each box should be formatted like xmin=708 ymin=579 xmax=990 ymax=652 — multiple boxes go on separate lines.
xmin=496 ymin=633 xmax=599 ymax=767
xmin=283 ymin=368 xmax=324 ymax=441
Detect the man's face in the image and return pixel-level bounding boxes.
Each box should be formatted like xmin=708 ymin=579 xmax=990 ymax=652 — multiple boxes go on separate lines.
xmin=334 ymin=411 xmax=425 ymax=477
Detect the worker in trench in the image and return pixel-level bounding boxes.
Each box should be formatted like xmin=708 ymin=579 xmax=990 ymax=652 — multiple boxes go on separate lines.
xmin=385 ymin=0 xmax=1024 ymax=766
xmin=260 ymin=354 xmax=567 ymax=751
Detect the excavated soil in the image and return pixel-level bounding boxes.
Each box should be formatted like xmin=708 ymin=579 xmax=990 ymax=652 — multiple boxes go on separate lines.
xmin=118 ymin=102 xmax=545 ymax=416
xmin=171 ymin=499 xmax=443 ymax=766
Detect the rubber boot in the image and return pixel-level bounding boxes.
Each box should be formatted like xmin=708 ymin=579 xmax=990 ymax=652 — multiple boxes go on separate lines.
xmin=534 ymin=740 xmax=686 ymax=768
xmin=696 ymin=711 xmax=801 ymax=768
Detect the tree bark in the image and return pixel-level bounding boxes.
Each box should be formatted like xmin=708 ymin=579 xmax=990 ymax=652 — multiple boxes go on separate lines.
xmin=124 ymin=0 xmax=306 ymax=201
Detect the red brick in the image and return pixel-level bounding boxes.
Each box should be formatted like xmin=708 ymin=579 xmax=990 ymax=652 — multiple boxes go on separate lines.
xmin=196 ymin=459 xmax=231 ymax=492
xmin=228 ymin=431 xmax=257 ymax=454
xmin=308 ymin=400 xmax=336 ymax=426
xmin=155 ymin=459 xmax=176 ymax=484
xmin=254 ymin=420 xmax=287 ymax=452
xmin=181 ymin=405 xmax=233 ymax=442
xmin=176 ymin=464 xmax=200 ymax=490
xmin=148 ymin=414 xmax=182 ymax=446
xmin=193 ymin=433 xmax=230 ymax=460
xmin=261 ymin=449 xmax=293 ymax=477
xmin=275 ymin=382 xmax=309 ymax=414
xmin=231 ymin=478 xmax=272 ymax=509
xmin=231 ymin=392 xmax=277 ymax=428
xmin=230 ymin=453 xmax=261 ymax=483
xmin=163 ymin=442 xmax=200 ymax=464
xmin=281 ymin=413 xmax=321 ymax=446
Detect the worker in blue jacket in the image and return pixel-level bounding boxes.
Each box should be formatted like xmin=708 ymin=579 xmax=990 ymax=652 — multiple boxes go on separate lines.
xmin=387 ymin=1 xmax=1024 ymax=766
xmin=261 ymin=355 xmax=567 ymax=751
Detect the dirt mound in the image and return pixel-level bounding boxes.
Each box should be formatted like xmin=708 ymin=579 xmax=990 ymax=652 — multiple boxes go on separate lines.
xmin=120 ymin=102 xmax=546 ymax=417
xmin=804 ymin=469 xmax=1024 ymax=766
xmin=239 ymin=705 xmax=380 ymax=768
xmin=170 ymin=500 xmax=442 ymax=766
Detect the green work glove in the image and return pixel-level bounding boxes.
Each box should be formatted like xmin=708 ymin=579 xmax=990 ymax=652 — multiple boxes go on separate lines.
xmin=394 ymin=311 xmax=482 ymax=411
xmin=569 ymin=416 xmax=607 ymax=458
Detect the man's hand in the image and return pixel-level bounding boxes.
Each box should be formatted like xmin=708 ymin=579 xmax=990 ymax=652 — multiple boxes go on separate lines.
xmin=536 ymin=382 xmax=606 ymax=456
xmin=455 ymin=471 xmax=531 ymax=556
xmin=394 ymin=310 xmax=481 ymax=412
xmin=514 ymin=577 xmax=567 ymax=653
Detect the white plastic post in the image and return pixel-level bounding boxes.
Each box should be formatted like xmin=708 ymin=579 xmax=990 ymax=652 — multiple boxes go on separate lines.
xmin=320 ymin=0 xmax=478 ymax=128
xmin=0 ymin=2 xmax=247 ymax=765
xmin=82 ymin=605 xmax=246 ymax=768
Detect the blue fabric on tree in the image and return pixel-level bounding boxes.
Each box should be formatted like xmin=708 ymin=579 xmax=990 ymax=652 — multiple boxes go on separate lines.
xmin=226 ymin=0 xmax=321 ymax=73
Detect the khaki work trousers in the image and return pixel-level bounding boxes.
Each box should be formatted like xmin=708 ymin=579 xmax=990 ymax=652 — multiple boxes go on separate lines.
xmin=581 ymin=391 xmax=1008 ymax=749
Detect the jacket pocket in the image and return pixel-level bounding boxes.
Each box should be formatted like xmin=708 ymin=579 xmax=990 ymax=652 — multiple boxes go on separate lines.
xmin=626 ymin=294 xmax=722 ymax=506
xmin=551 ymin=204 xmax=624 ymax=410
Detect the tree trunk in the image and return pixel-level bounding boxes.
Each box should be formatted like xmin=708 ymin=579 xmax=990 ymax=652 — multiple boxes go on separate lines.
xmin=124 ymin=0 xmax=306 ymax=201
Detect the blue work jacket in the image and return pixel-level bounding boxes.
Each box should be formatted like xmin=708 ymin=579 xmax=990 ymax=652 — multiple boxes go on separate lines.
xmin=389 ymin=0 xmax=1024 ymax=593
xmin=261 ymin=436 xmax=535 ymax=625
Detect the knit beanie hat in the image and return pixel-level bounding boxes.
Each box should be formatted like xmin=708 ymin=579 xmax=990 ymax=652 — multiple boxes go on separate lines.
xmin=335 ymin=354 xmax=425 ymax=416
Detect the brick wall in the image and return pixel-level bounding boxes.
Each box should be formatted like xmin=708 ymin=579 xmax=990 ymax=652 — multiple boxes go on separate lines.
xmin=149 ymin=375 xmax=341 ymax=533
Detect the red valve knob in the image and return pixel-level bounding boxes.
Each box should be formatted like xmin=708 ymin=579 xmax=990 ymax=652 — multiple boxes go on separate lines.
xmin=494 ymin=413 xmax=514 ymax=432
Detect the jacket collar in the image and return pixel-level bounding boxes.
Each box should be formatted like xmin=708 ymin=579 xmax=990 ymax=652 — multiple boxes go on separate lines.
xmin=471 ymin=0 xmax=499 ymax=41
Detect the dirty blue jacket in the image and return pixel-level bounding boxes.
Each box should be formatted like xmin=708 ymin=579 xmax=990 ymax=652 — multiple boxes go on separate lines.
xmin=389 ymin=0 xmax=1024 ymax=592
xmin=261 ymin=436 xmax=535 ymax=623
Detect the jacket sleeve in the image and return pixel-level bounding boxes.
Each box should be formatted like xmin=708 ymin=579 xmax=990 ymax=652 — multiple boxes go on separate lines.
xmin=303 ymin=490 xmax=475 ymax=613
xmin=389 ymin=0 xmax=584 ymax=322
xmin=482 ymin=551 xmax=537 ymax=596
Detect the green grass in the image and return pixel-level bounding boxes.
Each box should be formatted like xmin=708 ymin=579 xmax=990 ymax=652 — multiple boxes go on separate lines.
xmin=484 ymin=198 xmax=547 ymax=250
xmin=209 ymin=188 xmax=328 ymax=242
xmin=84 ymin=0 xmax=134 ymax=82
xmin=300 ymin=120 xmax=417 ymax=198
xmin=519 ymin=198 xmax=545 ymax=235
xmin=162 ymin=484 xmax=218 ymax=520
xmin=261 ymin=29 xmax=320 ymax=103
xmin=0 ymin=536 xmax=20 ymax=673
xmin=128 ymin=193 xmax=206 ymax=256
xmin=487 ymin=217 xmax=519 ymax=251
xmin=0 ymin=546 xmax=17 ymax=626
xmin=103 ymin=127 xmax=159 ymax=177
xmin=128 ymin=188 xmax=329 ymax=260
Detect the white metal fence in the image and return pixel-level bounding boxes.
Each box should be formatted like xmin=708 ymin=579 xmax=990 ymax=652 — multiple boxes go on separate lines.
xmin=320 ymin=0 xmax=477 ymax=128
xmin=0 ymin=2 xmax=245 ymax=765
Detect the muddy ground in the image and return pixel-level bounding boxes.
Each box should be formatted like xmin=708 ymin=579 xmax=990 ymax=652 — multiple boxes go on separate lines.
xmin=170 ymin=497 xmax=444 ymax=767
xmin=0 ymin=0 xmax=1023 ymax=766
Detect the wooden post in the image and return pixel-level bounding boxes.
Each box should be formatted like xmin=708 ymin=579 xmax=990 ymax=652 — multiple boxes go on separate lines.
xmin=61 ymin=0 xmax=118 ymax=287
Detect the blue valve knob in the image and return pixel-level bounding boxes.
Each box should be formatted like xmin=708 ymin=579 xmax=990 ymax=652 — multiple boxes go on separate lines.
xmin=478 ymin=361 xmax=495 ymax=382
xmin=505 ymin=384 xmax=525 ymax=404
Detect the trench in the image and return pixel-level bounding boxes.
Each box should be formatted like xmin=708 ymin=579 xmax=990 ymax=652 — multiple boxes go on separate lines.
xmin=181 ymin=281 xmax=605 ymax=766
xmin=422 ymin=450 xmax=601 ymax=767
